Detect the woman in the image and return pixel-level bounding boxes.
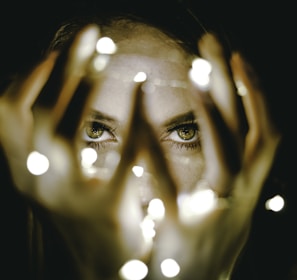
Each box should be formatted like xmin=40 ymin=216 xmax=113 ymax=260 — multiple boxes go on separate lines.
xmin=0 ymin=10 xmax=281 ymax=280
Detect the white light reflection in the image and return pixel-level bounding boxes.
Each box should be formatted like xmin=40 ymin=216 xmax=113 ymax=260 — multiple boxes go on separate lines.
xmin=96 ymin=37 xmax=117 ymax=54
xmin=140 ymin=198 xmax=165 ymax=244
xmin=235 ymin=80 xmax=248 ymax=96
xmin=160 ymin=258 xmax=180 ymax=278
xmin=189 ymin=57 xmax=212 ymax=90
xmin=134 ymin=72 xmax=147 ymax=82
xmin=178 ymin=189 xmax=218 ymax=223
xmin=119 ymin=259 xmax=148 ymax=280
xmin=92 ymin=55 xmax=110 ymax=71
xmin=265 ymin=194 xmax=285 ymax=212
xmin=132 ymin=165 xmax=144 ymax=177
xmin=140 ymin=215 xmax=156 ymax=240
xmin=81 ymin=147 xmax=97 ymax=168
xmin=147 ymin=198 xmax=165 ymax=220
xmin=27 ymin=151 xmax=49 ymax=175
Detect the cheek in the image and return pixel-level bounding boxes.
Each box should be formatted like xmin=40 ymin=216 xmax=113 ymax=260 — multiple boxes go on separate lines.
xmin=165 ymin=153 xmax=205 ymax=193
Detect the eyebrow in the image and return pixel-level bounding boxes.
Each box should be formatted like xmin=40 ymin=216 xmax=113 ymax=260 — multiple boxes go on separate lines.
xmin=161 ymin=111 xmax=196 ymax=129
xmin=86 ymin=109 xmax=197 ymax=133
xmin=86 ymin=109 xmax=119 ymax=125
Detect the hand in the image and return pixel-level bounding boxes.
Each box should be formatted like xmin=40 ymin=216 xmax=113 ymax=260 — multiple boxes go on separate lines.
xmin=0 ymin=25 xmax=281 ymax=280
xmin=0 ymin=25 xmax=170 ymax=279
xmin=146 ymin=34 xmax=281 ymax=279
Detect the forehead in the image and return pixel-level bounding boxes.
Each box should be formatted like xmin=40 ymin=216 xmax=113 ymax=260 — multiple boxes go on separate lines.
xmin=101 ymin=19 xmax=192 ymax=64
xmin=90 ymin=55 xmax=192 ymax=124
xmin=89 ymin=20 xmax=194 ymax=124
xmin=98 ymin=20 xmax=193 ymax=83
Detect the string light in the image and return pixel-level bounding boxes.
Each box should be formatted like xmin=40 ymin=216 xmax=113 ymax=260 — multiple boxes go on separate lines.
xmin=160 ymin=258 xmax=181 ymax=278
xmin=265 ymin=194 xmax=285 ymax=212
xmin=119 ymin=259 xmax=148 ymax=280
xmin=27 ymin=151 xmax=50 ymax=175
xmin=96 ymin=37 xmax=117 ymax=54
xmin=189 ymin=57 xmax=212 ymax=90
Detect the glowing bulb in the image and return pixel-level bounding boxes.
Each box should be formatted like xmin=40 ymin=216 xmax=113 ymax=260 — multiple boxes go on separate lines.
xmin=178 ymin=189 xmax=219 ymax=223
xmin=134 ymin=72 xmax=147 ymax=82
xmin=132 ymin=165 xmax=144 ymax=177
xmin=160 ymin=258 xmax=180 ymax=278
xmin=81 ymin=147 xmax=97 ymax=168
xmin=265 ymin=195 xmax=285 ymax=212
xmin=140 ymin=215 xmax=156 ymax=240
xmin=147 ymin=198 xmax=165 ymax=220
xmin=235 ymin=80 xmax=248 ymax=96
xmin=92 ymin=55 xmax=110 ymax=71
xmin=96 ymin=37 xmax=117 ymax=54
xmin=119 ymin=259 xmax=148 ymax=280
xmin=189 ymin=57 xmax=212 ymax=90
xmin=26 ymin=151 xmax=49 ymax=176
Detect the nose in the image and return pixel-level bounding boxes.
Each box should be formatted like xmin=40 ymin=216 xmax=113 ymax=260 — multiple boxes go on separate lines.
xmin=128 ymin=151 xmax=163 ymax=208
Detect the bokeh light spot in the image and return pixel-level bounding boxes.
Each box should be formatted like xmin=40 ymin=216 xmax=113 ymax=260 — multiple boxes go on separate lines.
xmin=265 ymin=194 xmax=285 ymax=212
xmin=96 ymin=37 xmax=117 ymax=54
xmin=119 ymin=259 xmax=148 ymax=280
xmin=134 ymin=72 xmax=147 ymax=82
xmin=189 ymin=57 xmax=212 ymax=90
xmin=147 ymin=198 xmax=165 ymax=220
xmin=160 ymin=258 xmax=180 ymax=278
xmin=81 ymin=147 xmax=98 ymax=168
xmin=27 ymin=151 xmax=49 ymax=175
xmin=132 ymin=165 xmax=144 ymax=177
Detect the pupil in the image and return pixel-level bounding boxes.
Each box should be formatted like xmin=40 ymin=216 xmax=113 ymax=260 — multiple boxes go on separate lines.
xmin=178 ymin=128 xmax=195 ymax=140
xmin=86 ymin=123 xmax=103 ymax=139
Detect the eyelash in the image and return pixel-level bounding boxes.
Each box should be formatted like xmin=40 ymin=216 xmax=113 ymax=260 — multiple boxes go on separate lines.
xmin=164 ymin=122 xmax=201 ymax=150
xmin=82 ymin=121 xmax=200 ymax=151
xmin=82 ymin=121 xmax=117 ymax=149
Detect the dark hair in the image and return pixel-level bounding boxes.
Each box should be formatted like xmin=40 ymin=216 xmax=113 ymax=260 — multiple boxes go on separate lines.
xmin=46 ymin=8 xmax=207 ymax=57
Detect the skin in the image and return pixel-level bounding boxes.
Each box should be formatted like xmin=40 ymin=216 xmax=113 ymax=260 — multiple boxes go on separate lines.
xmin=84 ymin=29 xmax=204 ymax=194
xmin=0 ymin=18 xmax=281 ymax=280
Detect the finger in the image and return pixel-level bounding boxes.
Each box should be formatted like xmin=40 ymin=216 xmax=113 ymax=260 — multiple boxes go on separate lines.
xmin=189 ymin=84 xmax=240 ymax=196
xmin=36 ymin=25 xmax=99 ymax=123
xmin=55 ymin=77 xmax=93 ymax=139
xmin=198 ymin=33 xmax=244 ymax=135
xmin=230 ymin=53 xmax=281 ymax=170
xmin=110 ymin=80 xmax=178 ymax=213
xmin=2 ymin=52 xmax=58 ymax=109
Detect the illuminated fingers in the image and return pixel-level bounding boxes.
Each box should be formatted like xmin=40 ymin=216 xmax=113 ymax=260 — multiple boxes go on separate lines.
xmin=230 ymin=53 xmax=281 ymax=200
xmin=51 ymin=25 xmax=100 ymax=127
xmin=36 ymin=25 xmax=99 ymax=120
xmin=189 ymin=35 xmax=244 ymax=196
xmin=13 ymin=52 xmax=58 ymax=109
xmin=198 ymin=33 xmax=243 ymax=134
xmin=230 ymin=53 xmax=281 ymax=161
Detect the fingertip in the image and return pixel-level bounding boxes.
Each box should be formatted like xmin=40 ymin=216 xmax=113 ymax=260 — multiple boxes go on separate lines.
xmin=198 ymin=32 xmax=224 ymax=58
xmin=79 ymin=24 xmax=101 ymax=42
xmin=230 ymin=51 xmax=260 ymax=93
xmin=230 ymin=52 xmax=246 ymax=72
xmin=74 ymin=24 xmax=101 ymax=58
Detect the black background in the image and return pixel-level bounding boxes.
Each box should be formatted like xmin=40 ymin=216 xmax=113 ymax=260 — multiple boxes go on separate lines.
xmin=0 ymin=0 xmax=296 ymax=279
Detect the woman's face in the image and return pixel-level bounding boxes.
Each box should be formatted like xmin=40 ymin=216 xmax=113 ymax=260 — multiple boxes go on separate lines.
xmin=81 ymin=24 xmax=204 ymax=198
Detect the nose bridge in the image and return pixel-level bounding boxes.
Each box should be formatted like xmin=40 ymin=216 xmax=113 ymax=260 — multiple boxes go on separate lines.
xmin=126 ymin=138 xmax=177 ymax=215
xmin=131 ymin=114 xmax=162 ymax=179
xmin=118 ymin=148 xmax=159 ymax=207
xmin=130 ymin=89 xmax=157 ymax=174
xmin=118 ymin=81 xmax=177 ymax=204
xmin=133 ymin=147 xmax=154 ymax=172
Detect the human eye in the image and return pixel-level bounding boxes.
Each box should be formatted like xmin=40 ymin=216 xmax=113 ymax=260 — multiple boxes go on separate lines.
xmin=162 ymin=121 xmax=201 ymax=151
xmin=82 ymin=121 xmax=117 ymax=150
